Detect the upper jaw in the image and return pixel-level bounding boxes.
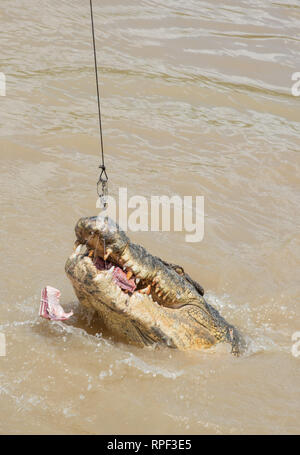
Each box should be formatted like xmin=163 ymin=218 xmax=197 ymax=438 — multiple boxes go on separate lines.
xmin=75 ymin=216 xmax=120 ymax=240
xmin=74 ymin=217 xmax=106 ymax=258
xmin=74 ymin=216 xmax=129 ymax=262
xmin=75 ymin=216 xmax=99 ymax=244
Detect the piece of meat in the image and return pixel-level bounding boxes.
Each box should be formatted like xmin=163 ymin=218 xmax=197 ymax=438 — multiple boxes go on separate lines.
xmin=39 ymin=286 xmax=73 ymax=321
xmin=93 ymin=256 xmax=136 ymax=293
xmin=112 ymin=268 xmax=136 ymax=293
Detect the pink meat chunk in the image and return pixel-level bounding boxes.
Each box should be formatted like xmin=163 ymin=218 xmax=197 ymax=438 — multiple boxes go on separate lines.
xmin=39 ymin=286 xmax=73 ymax=321
xmin=112 ymin=267 xmax=136 ymax=293
xmin=94 ymin=257 xmax=136 ymax=293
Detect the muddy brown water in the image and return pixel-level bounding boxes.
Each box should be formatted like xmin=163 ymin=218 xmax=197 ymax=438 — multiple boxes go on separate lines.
xmin=0 ymin=0 xmax=300 ymax=435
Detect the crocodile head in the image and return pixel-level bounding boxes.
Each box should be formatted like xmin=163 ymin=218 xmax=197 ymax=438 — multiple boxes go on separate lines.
xmin=65 ymin=216 xmax=245 ymax=354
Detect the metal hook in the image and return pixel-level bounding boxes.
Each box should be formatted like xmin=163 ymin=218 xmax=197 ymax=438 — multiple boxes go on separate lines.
xmin=97 ymin=165 xmax=108 ymax=209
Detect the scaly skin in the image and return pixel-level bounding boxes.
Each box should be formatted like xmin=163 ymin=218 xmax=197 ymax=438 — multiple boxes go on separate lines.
xmin=66 ymin=216 xmax=245 ymax=355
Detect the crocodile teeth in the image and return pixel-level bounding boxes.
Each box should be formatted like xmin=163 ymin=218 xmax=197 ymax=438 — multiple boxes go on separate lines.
xmin=107 ymin=266 xmax=115 ymax=276
xmin=126 ymin=271 xmax=133 ymax=280
xmin=73 ymin=240 xmax=81 ymax=251
xmin=75 ymin=243 xmax=85 ymax=254
xmin=139 ymin=285 xmax=151 ymax=295
xmin=104 ymin=248 xmax=112 ymax=260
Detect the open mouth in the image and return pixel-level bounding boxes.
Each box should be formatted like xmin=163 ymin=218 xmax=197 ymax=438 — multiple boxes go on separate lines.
xmin=74 ymin=242 xmax=152 ymax=298
xmin=93 ymin=256 xmax=137 ymax=293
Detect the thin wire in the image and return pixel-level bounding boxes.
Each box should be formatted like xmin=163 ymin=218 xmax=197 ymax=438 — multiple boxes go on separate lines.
xmin=90 ymin=0 xmax=105 ymax=170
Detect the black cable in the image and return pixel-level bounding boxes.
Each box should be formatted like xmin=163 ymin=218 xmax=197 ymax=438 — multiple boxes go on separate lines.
xmin=90 ymin=0 xmax=108 ymax=187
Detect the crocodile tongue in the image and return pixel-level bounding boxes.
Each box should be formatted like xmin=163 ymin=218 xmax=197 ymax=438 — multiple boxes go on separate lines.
xmin=94 ymin=257 xmax=136 ymax=293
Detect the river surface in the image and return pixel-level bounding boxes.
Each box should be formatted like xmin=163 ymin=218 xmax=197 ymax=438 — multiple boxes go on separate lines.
xmin=0 ymin=0 xmax=300 ymax=434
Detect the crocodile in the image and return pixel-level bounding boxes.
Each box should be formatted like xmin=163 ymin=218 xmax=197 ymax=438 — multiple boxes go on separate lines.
xmin=65 ymin=216 xmax=245 ymax=355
